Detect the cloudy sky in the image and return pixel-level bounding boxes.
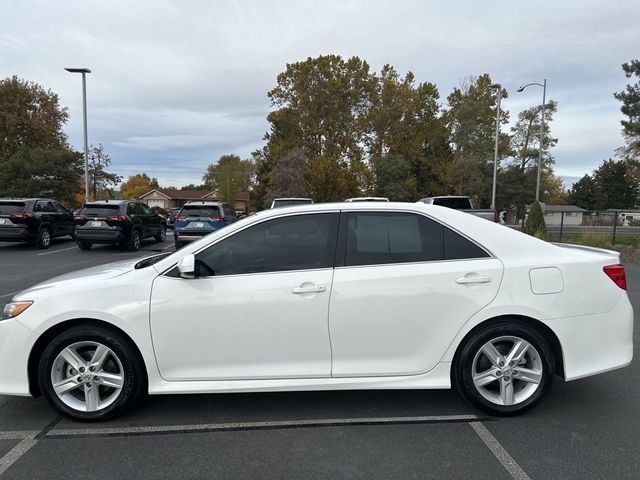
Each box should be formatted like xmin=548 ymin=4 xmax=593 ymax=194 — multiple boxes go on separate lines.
xmin=2 ymin=0 xmax=638 ymax=187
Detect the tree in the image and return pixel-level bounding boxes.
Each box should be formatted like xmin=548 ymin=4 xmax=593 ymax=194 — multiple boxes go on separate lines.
xmin=88 ymin=144 xmax=121 ymax=200
xmin=592 ymin=158 xmax=639 ymax=209
xmin=121 ymin=173 xmax=159 ymax=200
xmin=374 ymin=154 xmax=416 ymax=201
xmin=181 ymin=183 xmax=209 ymax=191
xmin=444 ymin=75 xmax=510 ymax=207
xmin=614 ymin=60 xmax=640 ymax=158
xmin=0 ymin=148 xmax=82 ymax=204
xmin=523 ymin=201 xmax=547 ymax=238
xmin=203 ymin=154 xmax=254 ymax=204
xmin=509 ymin=101 xmax=558 ymax=171
xmin=568 ymin=174 xmax=605 ymax=211
xmin=0 ymin=76 xmax=69 ymax=166
xmin=265 ymin=149 xmax=309 ymax=206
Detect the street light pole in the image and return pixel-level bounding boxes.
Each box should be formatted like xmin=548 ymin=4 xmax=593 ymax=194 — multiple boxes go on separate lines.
xmin=517 ymin=79 xmax=547 ymax=202
xmin=65 ymin=67 xmax=92 ymax=203
xmin=489 ymin=84 xmax=502 ymax=211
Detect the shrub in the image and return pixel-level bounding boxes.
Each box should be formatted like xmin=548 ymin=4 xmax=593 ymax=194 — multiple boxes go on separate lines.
xmin=523 ymin=201 xmax=547 ymax=238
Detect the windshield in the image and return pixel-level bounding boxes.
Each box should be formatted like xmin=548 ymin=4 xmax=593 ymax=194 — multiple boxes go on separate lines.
xmin=0 ymin=202 xmax=26 ymax=214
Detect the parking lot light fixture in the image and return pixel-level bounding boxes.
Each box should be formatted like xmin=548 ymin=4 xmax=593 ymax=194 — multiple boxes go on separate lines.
xmin=516 ymin=79 xmax=547 ymax=202
xmin=489 ymin=83 xmax=502 ymax=211
xmin=65 ymin=67 xmax=92 ymax=204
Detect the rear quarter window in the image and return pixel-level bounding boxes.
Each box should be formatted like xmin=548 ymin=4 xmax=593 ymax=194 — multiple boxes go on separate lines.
xmin=0 ymin=202 xmax=27 ymax=214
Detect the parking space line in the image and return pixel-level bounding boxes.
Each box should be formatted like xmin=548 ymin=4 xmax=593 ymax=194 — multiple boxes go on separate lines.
xmin=0 ymin=431 xmax=38 ymax=441
xmin=47 ymin=414 xmax=482 ymax=439
xmin=36 ymin=246 xmax=78 ymax=256
xmin=469 ymin=421 xmax=530 ymax=480
xmin=0 ymin=435 xmax=37 ymax=476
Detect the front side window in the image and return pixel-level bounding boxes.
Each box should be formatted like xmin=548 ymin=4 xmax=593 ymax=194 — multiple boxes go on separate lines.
xmin=344 ymin=212 xmax=488 ymax=267
xmin=194 ymin=213 xmax=338 ymax=276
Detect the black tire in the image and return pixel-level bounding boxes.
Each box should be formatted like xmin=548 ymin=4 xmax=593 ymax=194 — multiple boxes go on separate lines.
xmin=453 ymin=320 xmax=555 ymax=416
xmin=37 ymin=323 xmax=146 ymax=422
xmin=77 ymin=241 xmax=92 ymax=250
xmin=128 ymin=229 xmax=142 ymax=251
xmin=36 ymin=227 xmax=51 ymax=249
xmin=154 ymin=225 xmax=167 ymax=242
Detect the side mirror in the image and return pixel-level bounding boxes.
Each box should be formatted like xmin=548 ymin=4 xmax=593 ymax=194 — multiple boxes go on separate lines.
xmin=177 ymin=254 xmax=196 ymax=279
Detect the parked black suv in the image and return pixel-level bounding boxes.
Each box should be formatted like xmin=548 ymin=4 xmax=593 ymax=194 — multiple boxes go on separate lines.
xmin=0 ymin=198 xmax=74 ymax=248
xmin=74 ymin=200 xmax=166 ymax=251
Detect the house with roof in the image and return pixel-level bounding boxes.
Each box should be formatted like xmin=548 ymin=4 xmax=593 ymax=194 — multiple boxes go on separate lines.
xmin=543 ymin=204 xmax=586 ymax=226
xmin=139 ymin=188 xmax=250 ymax=212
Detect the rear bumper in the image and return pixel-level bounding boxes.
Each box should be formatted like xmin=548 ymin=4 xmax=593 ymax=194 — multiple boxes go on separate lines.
xmin=0 ymin=226 xmax=34 ymax=242
xmin=75 ymin=229 xmax=127 ymax=244
xmin=175 ymin=233 xmax=207 ymax=242
xmin=0 ymin=318 xmax=34 ymax=396
xmin=548 ymin=294 xmax=634 ymax=381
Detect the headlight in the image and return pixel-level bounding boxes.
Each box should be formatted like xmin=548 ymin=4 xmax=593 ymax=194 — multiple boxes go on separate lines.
xmin=0 ymin=301 xmax=33 ymax=320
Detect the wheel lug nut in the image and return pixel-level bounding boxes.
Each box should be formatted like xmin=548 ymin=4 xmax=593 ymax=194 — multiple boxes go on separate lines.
xmin=79 ymin=367 xmax=85 ymax=373
xmin=89 ymin=366 xmax=95 ymax=372
xmin=505 ymin=376 xmax=511 ymax=382
xmin=94 ymin=376 xmax=100 ymax=382
xmin=496 ymin=371 xmax=502 ymax=377
xmin=509 ymin=361 xmax=514 ymax=367
xmin=77 ymin=377 xmax=82 ymax=382
xmin=498 ymin=361 xmax=504 ymax=367
xmin=70 ymin=369 xmax=77 ymax=375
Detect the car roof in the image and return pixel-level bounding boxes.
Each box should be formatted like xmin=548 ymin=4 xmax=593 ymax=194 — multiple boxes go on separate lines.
xmin=182 ymin=201 xmax=225 ymax=206
xmin=272 ymin=198 xmax=313 ymax=201
xmin=0 ymin=198 xmax=52 ymax=202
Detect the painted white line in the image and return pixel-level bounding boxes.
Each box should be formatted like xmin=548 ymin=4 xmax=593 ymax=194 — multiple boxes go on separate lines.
xmin=49 ymin=414 xmax=479 ymax=437
xmin=36 ymin=246 xmax=78 ymax=256
xmin=469 ymin=421 xmax=530 ymax=480
xmin=0 ymin=434 xmax=37 ymax=476
xmin=0 ymin=431 xmax=37 ymax=441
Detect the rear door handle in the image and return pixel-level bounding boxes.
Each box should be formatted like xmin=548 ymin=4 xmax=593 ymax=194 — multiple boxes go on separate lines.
xmin=292 ymin=284 xmax=326 ymax=294
xmin=456 ymin=276 xmax=491 ymax=284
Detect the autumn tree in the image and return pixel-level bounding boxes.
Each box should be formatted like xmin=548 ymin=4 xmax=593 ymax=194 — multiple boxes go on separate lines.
xmin=265 ymin=149 xmax=308 ymax=206
xmin=88 ymin=144 xmax=121 ymax=200
xmin=121 ymin=173 xmax=159 ymax=200
xmin=0 ymin=76 xmax=69 ymax=166
xmin=0 ymin=148 xmax=82 ymax=204
xmin=203 ymin=154 xmax=254 ymax=204
xmin=614 ymin=59 xmax=640 ymax=158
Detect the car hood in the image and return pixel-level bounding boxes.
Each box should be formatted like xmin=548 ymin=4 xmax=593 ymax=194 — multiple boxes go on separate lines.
xmin=13 ymin=258 xmax=144 ymax=300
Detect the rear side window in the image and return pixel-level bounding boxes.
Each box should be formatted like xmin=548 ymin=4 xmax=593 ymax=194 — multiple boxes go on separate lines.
xmin=80 ymin=205 xmax=121 ymax=217
xmin=344 ymin=212 xmax=488 ymax=266
xmin=34 ymin=201 xmax=56 ymax=213
xmin=0 ymin=202 xmax=26 ymax=214
xmin=181 ymin=205 xmax=220 ymax=217
xmin=432 ymin=197 xmax=472 ymax=209
xmin=195 ymin=213 xmax=338 ymax=276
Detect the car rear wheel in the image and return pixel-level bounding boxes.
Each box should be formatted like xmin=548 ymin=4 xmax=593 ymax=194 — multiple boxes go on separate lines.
xmin=36 ymin=228 xmax=51 ymax=249
xmin=77 ymin=241 xmax=92 ymax=250
xmin=155 ymin=225 xmax=166 ymax=242
xmin=38 ymin=324 xmax=145 ymax=421
xmin=128 ymin=229 xmax=141 ymax=251
xmin=453 ymin=321 xmax=555 ymax=416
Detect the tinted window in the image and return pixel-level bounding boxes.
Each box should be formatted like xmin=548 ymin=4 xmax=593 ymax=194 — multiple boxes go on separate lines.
xmin=432 ymin=197 xmax=472 ymax=209
xmin=344 ymin=212 xmax=488 ymax=266
xmin=443 ymin=228 xmax=489 ymax=260
xmin=0 ymin=202 xmax=26 ymax=214
xmin=181 ymin=205 xmax=220 ymax=217
xmin=139 ymin=203 xmax=152 ymax=215
xmin=80 ymin=204 xmax=121 ymax=217
xmin=195 ymin=213 xmax=338 ymax=276
xmin=272 ymin=199 xmax=313 ymax=208
xmin=54 ymin=202 xmax=70 ymax=213
xmin=345 ymin=212 xmax=442 ymax=266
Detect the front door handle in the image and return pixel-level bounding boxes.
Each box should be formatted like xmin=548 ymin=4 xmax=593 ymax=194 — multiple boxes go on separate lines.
xmin=456 ymin=276 xmax=491 ymax=285
xmin=292 ymin=284 xmax=326 ymax=294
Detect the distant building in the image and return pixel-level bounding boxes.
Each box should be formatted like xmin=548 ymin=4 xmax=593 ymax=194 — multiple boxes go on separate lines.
xmin=543 ymin=204 xmax=586 ymax=226
xmin=139 ymin=188 xmax=250 ymax=212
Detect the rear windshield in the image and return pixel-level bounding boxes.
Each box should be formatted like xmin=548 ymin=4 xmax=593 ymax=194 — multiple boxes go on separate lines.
xmin=432 ymin=197 xmax=472 ymax=209
xmin=79 ymin=205 xmax=121 ymax=217
xmin=272 ymin=199 xmax=312 ymax=208
xmin=180 ymin=205 xmax=220 ymax=217
xmin=0 ymin=202 xmax=26 ymax=214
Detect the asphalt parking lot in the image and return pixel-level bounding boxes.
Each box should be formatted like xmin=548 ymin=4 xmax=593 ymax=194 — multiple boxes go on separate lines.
xmin=0 ymin=237 xmax=638 ymax=479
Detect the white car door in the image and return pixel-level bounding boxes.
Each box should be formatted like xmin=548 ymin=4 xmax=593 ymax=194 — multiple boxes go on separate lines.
xmin=150 ymin=212 xmax=339 ymax=381
xmin=329 ymin=211 xmax=503 ymax=377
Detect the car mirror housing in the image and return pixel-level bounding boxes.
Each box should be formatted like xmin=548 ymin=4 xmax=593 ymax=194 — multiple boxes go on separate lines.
xmin=177 ymin=254 xmax=196 ymax=279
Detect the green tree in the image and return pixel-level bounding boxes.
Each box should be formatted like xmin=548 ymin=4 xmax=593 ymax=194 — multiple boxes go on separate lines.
xmin=614 ymin=60 xmax=640 ymax=158
xmin=374 ymin=154 xmax=416 ymax=201
xmin=121 ymin=173 xmax=159 ymax=200
xmin=593 ymin=158 xmax=639 ymax=209
xmin=88 ymin=144 xmax=121 ymax=200
xmin=181 ymin=183 xmax=209 ymax=191
xmin=203 ymin=154 xmax=254 ymax=204
xmin=523 ymin=201 xmax=547 ymax=238
xmin=509 ymin=101 xmax=558 ymax=171
xmin=0 ymin=76 xmax=69 ymax=166
xmin=444 ymin=75 xmax=510 ymax=207
xmin=265 ymin=149 xmax=309 ymax=206
xmin=0 ymin=148 xmax=82 ymax=204
xmin=568 ymin=174 xmax=605 ymax=210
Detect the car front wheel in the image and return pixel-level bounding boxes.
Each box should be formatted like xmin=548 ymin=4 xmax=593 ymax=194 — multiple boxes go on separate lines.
xmin=36 ymin=228 xmax=51 ymax=249
xmin=453 ymin=321 xmax=555 ymax=416
xmin=128 ymin=229 xmax=141 ymax=251
xmin=38 ymin=324 xmax=145 ymax=421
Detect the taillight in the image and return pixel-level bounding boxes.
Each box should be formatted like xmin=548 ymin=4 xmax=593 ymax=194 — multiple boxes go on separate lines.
xmin=107 ymin=215 xmax=128 ymax=222
xmin=73 ymin=214 xmax=86 ymax=221
xmin=603 ymin=265 xmax=626 ymax=290
xmin=176 ymin=215 xmax=186 ymax=221
xmin=11 ymin=212 xmax=33 ymax=219
xmin=210 ymin=215 xmax=223 ymax=221
xmin=493 ymin=211 xmax=499 ymax=222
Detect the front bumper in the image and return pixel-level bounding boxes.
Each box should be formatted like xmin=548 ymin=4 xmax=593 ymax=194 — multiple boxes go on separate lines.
xmin=0 ymin=318 xmax=35 ymax=396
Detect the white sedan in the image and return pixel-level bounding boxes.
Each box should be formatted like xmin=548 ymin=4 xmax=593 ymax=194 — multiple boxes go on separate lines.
xmin=0 ymin=203 xmax=633 ymax=421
